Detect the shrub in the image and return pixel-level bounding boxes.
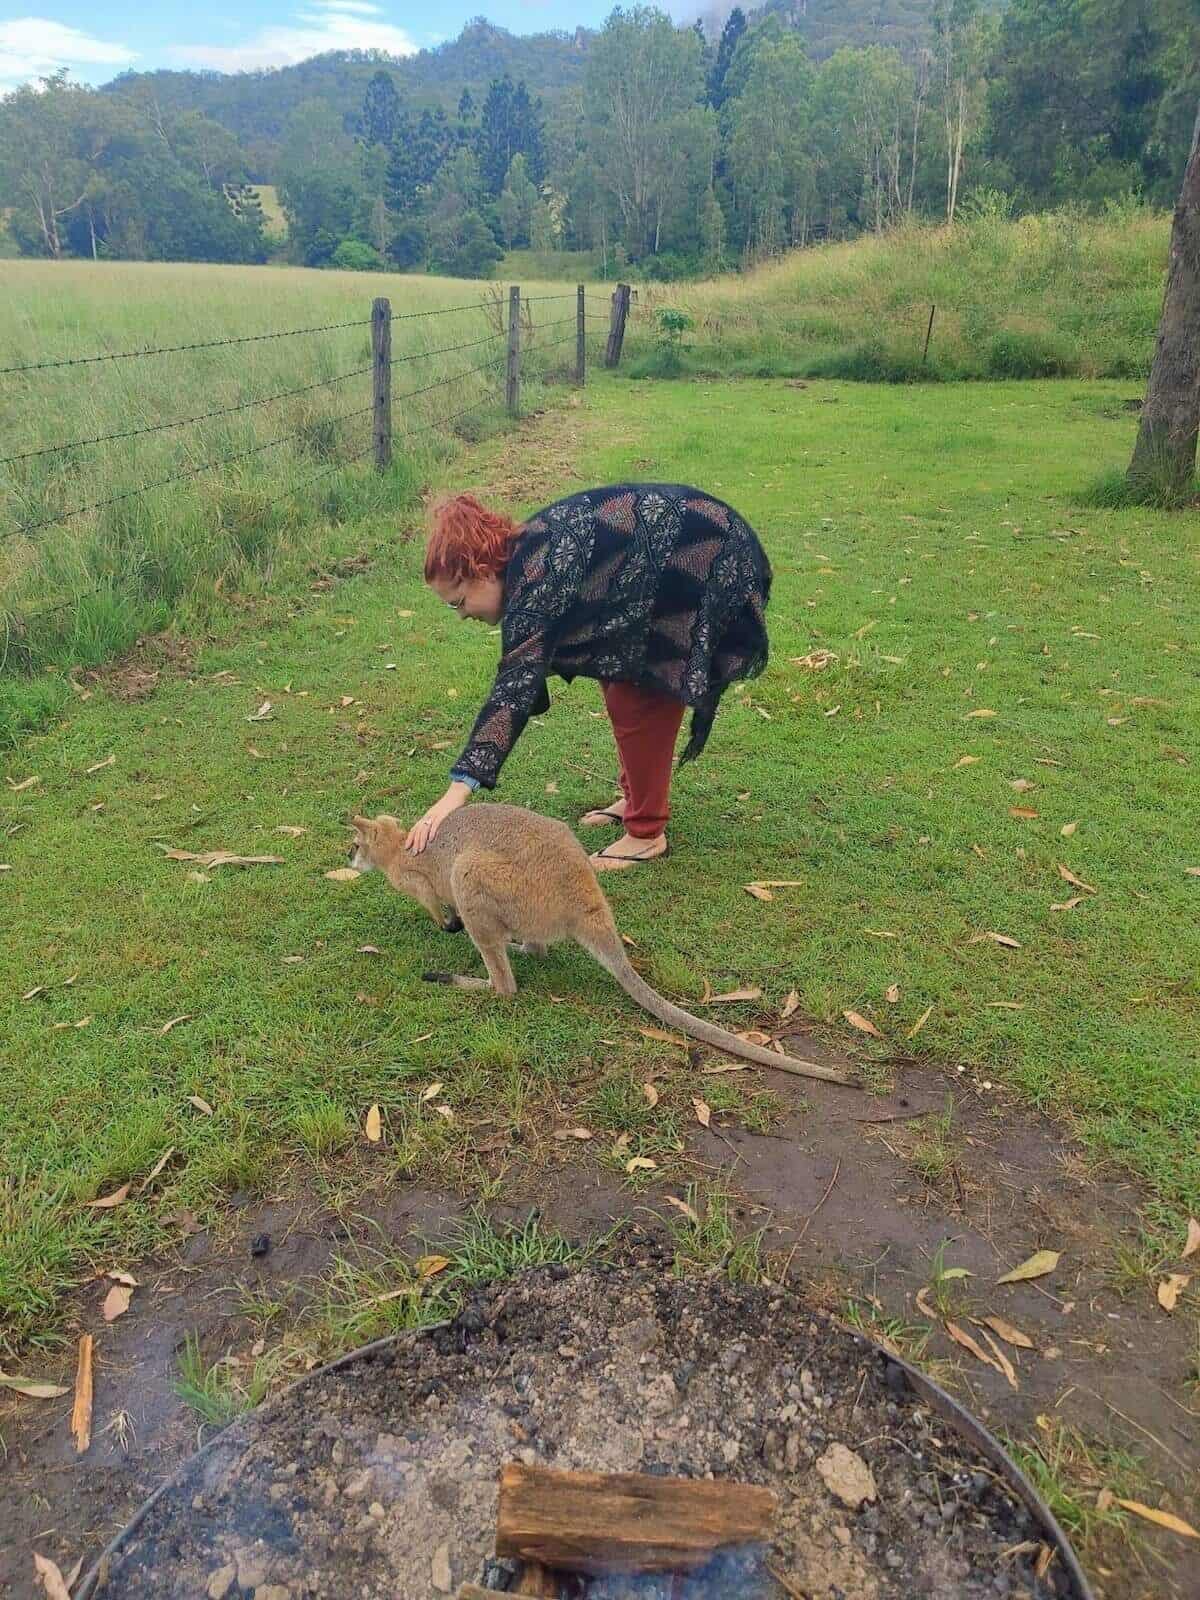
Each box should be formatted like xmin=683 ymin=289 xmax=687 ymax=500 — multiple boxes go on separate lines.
xmin=330 ymin=238 xmax=383 ymax=272
xmin=985 ymin=329 xmax=1077 ymax=378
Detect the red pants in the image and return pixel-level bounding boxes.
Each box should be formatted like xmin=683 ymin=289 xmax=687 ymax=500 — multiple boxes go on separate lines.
xmin=601 ymin=680 xmax=686 ymax=839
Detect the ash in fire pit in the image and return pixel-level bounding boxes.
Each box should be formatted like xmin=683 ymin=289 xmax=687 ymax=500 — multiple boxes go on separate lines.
xmin=87 ymin=1244 xmax=1080 ymax=1600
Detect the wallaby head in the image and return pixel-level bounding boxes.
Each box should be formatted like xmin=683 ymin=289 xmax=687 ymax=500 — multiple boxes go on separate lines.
xmin=348 ymin=813 xmax=404 ymax=873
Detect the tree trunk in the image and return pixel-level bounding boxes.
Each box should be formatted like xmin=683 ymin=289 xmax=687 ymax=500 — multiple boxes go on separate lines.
xmin=1129 ymin=104 xmax=1200 ymax=498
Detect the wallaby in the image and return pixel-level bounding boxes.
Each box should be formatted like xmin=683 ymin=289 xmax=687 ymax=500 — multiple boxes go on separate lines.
xmin=348 ymin=807 xmax=853 ymax=1086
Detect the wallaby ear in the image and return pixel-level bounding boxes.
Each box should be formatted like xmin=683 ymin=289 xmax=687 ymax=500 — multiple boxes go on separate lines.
xmin=350 ymin=814 xmax=373 ymax=834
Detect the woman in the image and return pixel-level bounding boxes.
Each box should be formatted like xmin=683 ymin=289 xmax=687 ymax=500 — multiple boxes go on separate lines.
xmin=406 ymin=484 xmax=772 ymax=869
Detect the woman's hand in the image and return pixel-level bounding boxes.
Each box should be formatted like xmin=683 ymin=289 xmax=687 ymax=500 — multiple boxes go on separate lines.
xmin=405 ymin=782 xmax=472 ymax=854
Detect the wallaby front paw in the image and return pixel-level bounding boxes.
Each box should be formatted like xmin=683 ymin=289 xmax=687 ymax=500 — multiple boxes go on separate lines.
xmin=422 ymin=970 xmax=454 ymax=984
xmin=441 ymin=914 xmax=464 ymax=934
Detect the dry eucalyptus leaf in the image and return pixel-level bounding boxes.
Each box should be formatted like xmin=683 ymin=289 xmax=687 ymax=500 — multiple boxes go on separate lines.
xmin=613 ymin=1133 xmax=631 ymax=1154
xmin=364 ymin=1105 xmax=382 ymax=1143
xmin=8 ymin=774 xmax=39 ymax=792
xmin=1114 ymin=1500 xmax=1198 ymax=1539
xmin=735 ymin=1029 xmax=773 ymax=1045
xmin=703 ymin=986 xmax=763 ymax=1004
xmin=72 ymin=1335 xmax=93 ymax=1454
xmin=1057 ymin=864 xmax=1097 ymax=893
xmin=843 ymin=1010 xmax=882 ymax=1038
xmin=997 ymin=1249 xmax=1060 ymax=1285
xmin=415 ymin=1255 xmax=450 ymax=1279
xmin=1156 ymin=1273 xmax=1190 ymax=1312
xmin=247 ymin=700 xmax=273 ymax=722
xmin=692 ymin=1097 xmax=712 ymax=1128
xmin=102 ymin=1283 xmax=133 ymax=1323
xmin=140 ymin=1147 xmax=176 ymax=1189
xmin=976 ymin=1326 xmax=1019 ymax=1389
xmin=1060 ymin=821 xmax=1078 ymax=837
xmin=907 ymin=1005 xmax=933 ymax=1039
xmin=554 ymin=1127 xmax=593 ymax=1141
xmin=885 ymin=984 xmax=901 ymax=1004
xmin=276 ymin=826 xmax=307 ymax=837
xmin=324 ymin=867 xmax=361 ymax=882
xmin=664 ymin=1195 xmax=700 ymax=1225
xmin=979 ymin=1314 xmax=1034 ymax=1350
xmin=0 ymin=1373 xmax=69 ymax=1399
xmin=188 ymin=1095 xmax=214 ymax=1117
xmin=1010 ymin=806 xmax=1040 ymax=820
xmin=945 ymin=1319 xmax=1005 ymax=1376
xmin=953 ymin=755 xmax=981 ymax=768
xmin=86 ymin=754 xmax=116 ymax=774
xmin=744 ymin=883 xmax=774 ymax=902
xmin=757 ymin=880 xmax=804 ymax=888
xmin=22 ymin=985 xmax=46 ymax=1001
xmin=1009 ymin=778 xmax=1035 ymax=793
xmin=420 ymin=1081 xmax=444 ymax=1103
xmin=965 ymin=709 xmax=997 ymax=719
xmin=626 ymin=1156 xmax=657 ymax=1174
xmin=161 ymin=847 xmax=283 ymax=869
xmin=915 ymin=1286 xmax=937 ymax=1319
xmin=32 ymin=1553 xmax=72 ymax=1600
xmin=639 ymin=1026 xmax=688 ymax=1048
xmin=969 ymin=931 xmax=1022 ymax=949
xmin=86 ymin=1183 xmax=130 ymax=1210
xmin=159 ymin=1015 xmax=192 ymax=1036
xmin=106 ymin=1270 xmax=138 ymax=1287
xmin=1185 ymin=866 xmax=1200 ymax=876
xmin=1182 ymin=1217 xmax=1200 ymax=1259
xmin=357 ymin=945 xmax=382 ymax=955
xmin=642 ymin=1083 xmax=660 ymax=1109
xmin=987 ymin=1001 xmax=1025 ymax=1010
xmin=780 ymin=989 xmax=800 ymax=1021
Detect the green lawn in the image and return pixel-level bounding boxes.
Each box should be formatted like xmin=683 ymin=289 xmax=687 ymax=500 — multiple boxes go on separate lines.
xmin=2 ymin=374 xmax=1197 ymax=1358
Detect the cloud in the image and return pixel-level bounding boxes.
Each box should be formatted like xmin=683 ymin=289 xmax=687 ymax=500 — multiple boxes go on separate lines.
xmin=0 ymin=17 xmax=136 ymax=93
xmin=171 ymin=2 xmax=418 ymax=72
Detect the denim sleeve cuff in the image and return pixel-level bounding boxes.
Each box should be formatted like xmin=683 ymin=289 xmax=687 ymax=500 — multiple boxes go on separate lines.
xmin=449 ymin=770 xmax=480 ymax=792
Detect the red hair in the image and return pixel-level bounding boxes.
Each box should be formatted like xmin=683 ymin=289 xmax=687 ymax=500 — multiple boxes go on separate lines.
xmin=424 ymin=493 xmax=518 ymax=583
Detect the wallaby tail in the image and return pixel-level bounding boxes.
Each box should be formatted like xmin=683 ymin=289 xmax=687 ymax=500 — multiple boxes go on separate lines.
xmin=581 ymin=931 xmax=854 ymax=1087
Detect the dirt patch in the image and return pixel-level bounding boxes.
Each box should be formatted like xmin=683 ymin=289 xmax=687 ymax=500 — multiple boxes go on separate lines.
xmin=308 ymin=552 xmax=374 ymax=593
xmin=474 ymin=401 xmax=586 ymax=509
xmin=87 ymin=1247 xmax=1076 ymax=1600
xmin=85 ymin=633 xmax=197 ymax=702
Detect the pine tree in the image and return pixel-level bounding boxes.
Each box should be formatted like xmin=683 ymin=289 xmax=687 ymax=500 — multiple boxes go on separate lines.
xmin=357 ymin=70 xmax=401 ymax=148
xmin=709 ymin=8 xmax=748 ymax=108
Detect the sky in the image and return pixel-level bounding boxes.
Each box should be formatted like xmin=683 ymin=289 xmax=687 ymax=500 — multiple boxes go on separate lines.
xmin=0 ymin=1 xmax=627 ymax=93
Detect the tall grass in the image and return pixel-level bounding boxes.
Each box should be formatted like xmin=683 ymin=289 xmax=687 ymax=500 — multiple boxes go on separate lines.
xmin=0 ymin=260 xmax=586 ymax=737
xmin=626 ymin=204 xmax=1169 ymax=383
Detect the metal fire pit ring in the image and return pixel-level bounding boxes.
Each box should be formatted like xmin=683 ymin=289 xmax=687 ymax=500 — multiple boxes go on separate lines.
xmin=75 ymin=1313 xmax=1095 ymax=1600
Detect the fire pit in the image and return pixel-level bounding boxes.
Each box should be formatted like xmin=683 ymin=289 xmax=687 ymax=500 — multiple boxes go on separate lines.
xmin=78 ymin=1242 xmax=1092 ymax=1600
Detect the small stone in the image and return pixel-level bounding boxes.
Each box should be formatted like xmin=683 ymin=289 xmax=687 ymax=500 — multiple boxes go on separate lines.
xmin=721 ymin=1437 xmax=741 ymax=1465
xmin=235 ymin=1554 xmax=269 ymax=1591
xmin=207 ymin=1564 xmax=236 ymax=1600
xmin=816 ymin=1443 xmax=878 ymax=1510
xmin=255 ymin=1588 xmax=290 ymax=1600
xmin=885 ymin=1551 xmax=904 ymax=1570
xmin=344 ymin=1468 xmax=372 ymax=1499
xmin=369 ymin=1501 xmax=385 ymax=1518
xmin=431 ymin=1542 xmax=453 ymax=1593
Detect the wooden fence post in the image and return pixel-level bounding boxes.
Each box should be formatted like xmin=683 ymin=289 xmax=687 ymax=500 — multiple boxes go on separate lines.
xmin=605 ymin=282 xmax=631 ymax=369
xmin=576 ymin=284 xmax=586 ymax=386
xmin=506 ymin=284 xmax=521 ymax=417
xmin=371 ymin=296 xmax=391 ymax=471
xmin=922 ymin=303 xmax=936 ymax=365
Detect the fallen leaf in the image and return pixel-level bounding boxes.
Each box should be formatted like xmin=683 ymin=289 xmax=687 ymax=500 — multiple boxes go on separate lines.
xmin=1157 ymin=1274 xmax=1190 ymax=1312
xmin=1060 ymin=821 xmax=1078 ymax=837
xmin=1057 ymin=864 xmax=1097 ymax=893
xmin=158 ymin=1014 xmax=192 ymax=1036
xmin=420 ymin=1082 xmax=444 ymax=1103
xmin=953 ymin=755 xmax=981 ymax=768
xmin=32 ymin=1553 xmax=71 ymax=1600
xmin=701 ymin=986 xmax=763 ymax=1004
xmin=980 ymin=1314 xmax=1034 ymax=1349
xmin=339 ymin=696 xmax=356 ymax=708
xmin=160 ymin=847 xmax=283 ymax=869
xmin=275 ymin=825 xmax=307 ymax=837
xmin=1114 ymin=1500 xmax=1198 ymax=1539
xmin=1034 ymin=1543 xmax=1054 ymax=1580
xmin=73 ymin=1016 xmax=92 ymax=1029
xmin=1009 ymin=778 xmax=1035 ymax=793
xmin=324 ymin=867 xmax=361 ymax=882
xmin=86 ymin=1183 xmax=130 ymax=1210
xmin=86 ymin=754 xmax=115 ymax=774
xmin=0 ymin=1373 xmax=69 ymax=1399
xmin=843 ymin=1010 xmax=882 ymax=1038
xmin=736 ymin=1029 xmax=773 ymax=1045
xmin=907 ymin=1005 xmax=933 ymax=1039
xmin=357 ymin=945 xmax=382 ymax=955
xmin=1183 ymin=1217 xmax=1200 ymax=1259
xmin=626 ymin=1156 xmax=657 ymax=1173
xmin=247 ymin=700 xmax=273 ymax=722
xmin=664 ymin=1195 xmax=700 ymax=1225
xmin=642 ymin=1083 xmax=660 ymax=1108
xmin=969 ymin=931 xmax=1022 ymax=949
xmin=364 ymin=1105 xmax=382 ymax=1143
xmin=8 ymin=775 xmax=39 ymax=792
xmin=965 ymin=709 xmax=997 ymax=719
xmin=780 ymin=989 xmax=800 ymax=1020
xmin=792 ymin=649 xmax=838 ymax=671
xmin=744 ymin=883 xmax=774 ymax=902
xmin=701 ymin=1063 xmax=747 ymax=1074
xmin=281 ymin=954 xmax=304 ymax=964
xmin=1050 ymin=896 xmax=1084 ymax=912
xmin=976 ymin=1325 xmax=1019 ymax=1389
xmin=102 ymin=1283 xmax=133 ymax=1323
xmin=945 ymin=1319 xmax=1007 ymax=1377
xmin=885 ymin=984 xmax=900 ymax=1004
xmin=22 ymin=986 xmax=46 ymax=1001
xmin=545 ymin=781 xmax=558 ymax=794
xmin=997 ymin=1249 xmax=1060 ymax=1285
xmin=1009 ymin=806 xmax=1040 ymax=820
xmin=639 ymin=1026 xmax=688 ymax=1048
xmin=188 ymin=1095 xmax=213 ymax=1116
xmin=1096 ymin=1489 xmax=1115 ymax=1515
xmin=140 ymin=1147 xmax=176 ymax=1189
xmin=554 ymin=1127 xmax=593 ymax=1141
xmin=72 ymin=1335 xmax=93 ymax=1453
xmin=863 ymin=928 xmax=899 ymax=939
xmin=940 ymin=1268 xmax=973 ymax=1280
xmin=915 ymin=1286 xmax=937 ymax=1319
xmin=755 ymin=880 xmax=804 ymax=888
xmin=692 ymin=1097 xmax=711 ymax=1128
xmin=415 ymin=1255 xmax=450 ymax=1279
xmin=106 ymin=1270 xmax=137 ymax=1287
xmin=435 ymin=1103 xmax=453 ymax=1121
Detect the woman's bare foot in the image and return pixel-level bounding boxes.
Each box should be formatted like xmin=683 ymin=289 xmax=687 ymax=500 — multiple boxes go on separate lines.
xmin=590 ymin=832 xmax=669 ymax=870
xmin=580 ymin=796 xmax=627 ymax=828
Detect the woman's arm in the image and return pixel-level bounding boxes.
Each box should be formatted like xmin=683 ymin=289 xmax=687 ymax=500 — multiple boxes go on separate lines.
xmin=404 ymin=778 xmax=475 ymax=853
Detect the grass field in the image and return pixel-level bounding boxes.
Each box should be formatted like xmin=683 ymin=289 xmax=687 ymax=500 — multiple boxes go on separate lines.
xmin=1 ymin=368 xmax=1197 ymax=1361
xmin=628 ymin=205 xmax=1170 ymax=383
xmin=0 ymin=260 xmax=590 ymax=742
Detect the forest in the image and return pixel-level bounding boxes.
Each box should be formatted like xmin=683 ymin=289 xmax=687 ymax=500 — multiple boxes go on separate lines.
xmin=0 ymin=0 xmax=1196 ymax=277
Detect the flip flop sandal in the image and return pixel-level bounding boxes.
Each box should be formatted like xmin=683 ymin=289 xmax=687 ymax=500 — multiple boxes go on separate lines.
xmin=580 ymin=806 xmax=626 ymax=827
xmin=590 ymin=841 xmax=672 ymax=869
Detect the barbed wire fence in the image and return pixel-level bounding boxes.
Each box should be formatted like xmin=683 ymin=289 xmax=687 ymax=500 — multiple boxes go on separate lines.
xmin=0 ymin=282 xmax=632 ymax=634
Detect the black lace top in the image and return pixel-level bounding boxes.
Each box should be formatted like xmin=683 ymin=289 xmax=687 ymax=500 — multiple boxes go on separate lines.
xmin=450 ymin=484 xmax=772 ymax=790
